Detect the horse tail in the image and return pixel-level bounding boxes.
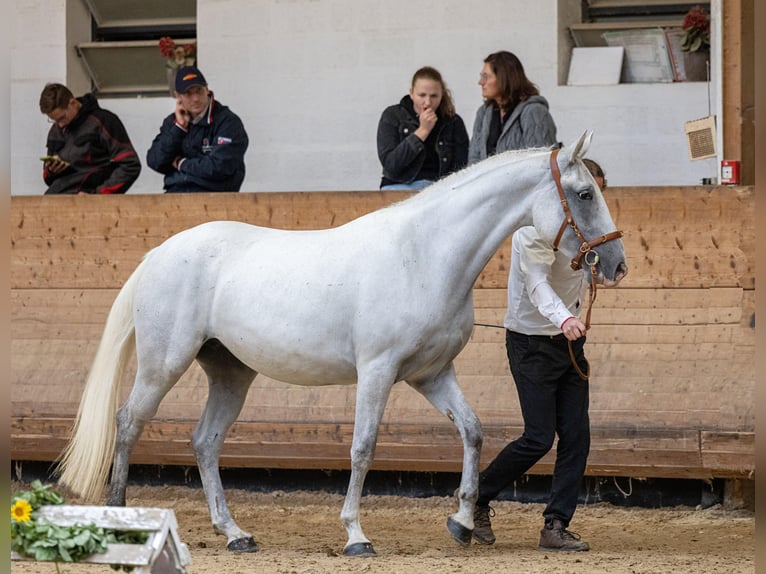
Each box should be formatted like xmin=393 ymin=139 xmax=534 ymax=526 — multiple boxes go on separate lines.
xmin=57 ymin=254 xmax=150 ymax=501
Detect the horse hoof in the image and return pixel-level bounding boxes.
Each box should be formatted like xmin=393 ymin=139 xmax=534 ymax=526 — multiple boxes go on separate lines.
xmin=227 ymin=536 xmax=258 ymax=553
xmin=343 ymin=542 xmax=376 ymax=557
xmin=447 ymin=516 xmax=472 ymax=547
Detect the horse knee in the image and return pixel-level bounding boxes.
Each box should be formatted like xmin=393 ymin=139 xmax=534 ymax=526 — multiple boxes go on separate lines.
xmin=349 ymin=443 xmax=375 ymax=470
xmin=190 ymin=429 xmax=222 ymax=466
xmin=190 ymin=429 xmax=207 ymax=454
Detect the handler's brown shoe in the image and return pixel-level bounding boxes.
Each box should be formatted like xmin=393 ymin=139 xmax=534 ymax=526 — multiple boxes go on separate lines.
xmin=472 ymin=505 xmax=496 ymax=545
xmin=538 ymin=519 xmax=590 ymax=552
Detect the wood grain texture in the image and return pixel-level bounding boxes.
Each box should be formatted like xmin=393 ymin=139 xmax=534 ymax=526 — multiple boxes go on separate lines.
xmin=10 ymin=187 xmax=755 ymax=478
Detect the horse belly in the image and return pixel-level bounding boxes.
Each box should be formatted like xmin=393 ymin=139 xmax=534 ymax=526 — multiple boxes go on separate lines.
xmin=210 ymin=295 xmax=360 ymax=387
xmin=218 ymin=334 xmax=359 ymax=386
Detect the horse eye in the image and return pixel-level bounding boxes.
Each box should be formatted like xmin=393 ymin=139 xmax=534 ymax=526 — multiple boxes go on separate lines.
xmin=578 ymin=189 xmax=593 ymax=201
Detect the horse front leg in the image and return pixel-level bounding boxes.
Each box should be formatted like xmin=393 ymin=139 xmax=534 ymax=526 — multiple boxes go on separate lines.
xmin=341 ymin=365 xmax=396 ymax=557
xmin=407 ymin=362 xmax=482 ymax=546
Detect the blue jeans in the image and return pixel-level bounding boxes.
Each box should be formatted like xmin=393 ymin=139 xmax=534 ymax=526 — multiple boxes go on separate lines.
xmin=476 ymin=330 xmax=590 ymax=527
xmin=380 ymin=179 xmax=434 ymax=191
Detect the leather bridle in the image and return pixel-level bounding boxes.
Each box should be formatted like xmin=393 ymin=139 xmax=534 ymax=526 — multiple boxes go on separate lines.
xmin=548 ymin=149 xmax=623 ymax=379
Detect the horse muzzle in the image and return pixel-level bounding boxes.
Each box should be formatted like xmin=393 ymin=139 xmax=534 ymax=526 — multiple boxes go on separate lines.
xmin=595 ymin=260 xmax=628 ymax=287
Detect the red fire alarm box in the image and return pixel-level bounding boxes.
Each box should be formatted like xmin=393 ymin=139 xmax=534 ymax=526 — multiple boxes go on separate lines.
xmin=720 ymin=160 xmax=740 ymax=185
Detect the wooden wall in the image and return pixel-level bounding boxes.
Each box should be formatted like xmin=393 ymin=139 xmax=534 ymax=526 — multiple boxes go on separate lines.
xmin=10 ymin=187 xmax=755 ymax=479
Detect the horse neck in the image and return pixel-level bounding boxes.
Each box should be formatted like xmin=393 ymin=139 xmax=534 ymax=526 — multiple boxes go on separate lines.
xmin=402 ymin=155 xmax=548 ymax=293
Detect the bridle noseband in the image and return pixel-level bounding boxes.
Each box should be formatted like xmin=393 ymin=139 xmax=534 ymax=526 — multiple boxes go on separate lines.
xmin=548 ymin=149 xmax=623 ymax=380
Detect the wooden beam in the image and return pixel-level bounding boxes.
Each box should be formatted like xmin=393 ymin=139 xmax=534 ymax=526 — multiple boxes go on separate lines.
xmin=10 ymin=417 xmax=753 ymax=479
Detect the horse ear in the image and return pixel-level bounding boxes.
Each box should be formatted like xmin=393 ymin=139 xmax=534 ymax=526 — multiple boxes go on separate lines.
xmin=567 ymin=130 xmax=593 ymax=164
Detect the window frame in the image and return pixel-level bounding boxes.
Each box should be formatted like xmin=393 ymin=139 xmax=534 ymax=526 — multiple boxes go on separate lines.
xmin=75 ymin=0 xmax=197 ymax=97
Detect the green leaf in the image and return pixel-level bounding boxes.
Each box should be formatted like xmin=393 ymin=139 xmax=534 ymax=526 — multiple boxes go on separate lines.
xmin=72 ymin=530 xmax=94 ymax=546
xmin=33 ymin=547 xmax=57 ymax=561
xmin=58 ymin=544 xmax=73 ymax=562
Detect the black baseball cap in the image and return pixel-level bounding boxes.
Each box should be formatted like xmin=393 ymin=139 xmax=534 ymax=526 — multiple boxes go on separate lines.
xmin=175 ymin=66 xmax=207 ymax=93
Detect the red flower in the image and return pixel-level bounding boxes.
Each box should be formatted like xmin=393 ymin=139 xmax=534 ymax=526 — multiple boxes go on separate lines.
xmin=158 ymin=37 xmax=196 ymax=67
xmin=680 ymin=5 xmax=710 ymax=52
xmin=158 ymin=36 xmax=176 ymax=59
xmin=683 ymin=5 xmax=710 ymax=33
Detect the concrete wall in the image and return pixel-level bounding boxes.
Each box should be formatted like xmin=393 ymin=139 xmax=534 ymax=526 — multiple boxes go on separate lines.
xmin=11 ymin=0 xmax=720 ymax=195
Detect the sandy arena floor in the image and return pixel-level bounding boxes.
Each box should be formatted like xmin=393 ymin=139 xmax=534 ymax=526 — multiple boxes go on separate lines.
xmin=10 ymin=481 xmax=754 ymax=574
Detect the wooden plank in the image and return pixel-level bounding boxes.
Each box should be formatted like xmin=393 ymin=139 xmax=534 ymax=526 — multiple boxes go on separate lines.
xmin=10 ymin=417 xmax=753 ymax=479
xmin=701 ymin=431 xmax=756 ymax=477
xmin=11 ymin=187 xmax=755 ymax=290
xmin=12 ymin=286 xmax=754 ymax=338
xmin=11 ymin=342 xmax=754 ymax=427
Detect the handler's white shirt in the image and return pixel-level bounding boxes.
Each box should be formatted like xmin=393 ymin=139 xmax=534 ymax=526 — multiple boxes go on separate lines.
xmin=503 ymin=226 xmax=588 ymax=336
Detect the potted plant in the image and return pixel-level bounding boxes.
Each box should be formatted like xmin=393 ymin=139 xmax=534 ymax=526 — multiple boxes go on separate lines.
xmin=159 ymin=37 xmax=196 ymax=94
xmin=680 ymin=5 xmax=710 ymax=81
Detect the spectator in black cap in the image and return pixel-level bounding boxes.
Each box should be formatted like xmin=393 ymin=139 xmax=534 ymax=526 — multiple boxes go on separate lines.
xmin=147 ymin=65 xmax=249 ymax=192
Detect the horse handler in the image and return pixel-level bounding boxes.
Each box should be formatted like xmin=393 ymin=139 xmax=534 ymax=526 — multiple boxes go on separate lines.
xmin=468 ymin=163 xmax=608 ymax=552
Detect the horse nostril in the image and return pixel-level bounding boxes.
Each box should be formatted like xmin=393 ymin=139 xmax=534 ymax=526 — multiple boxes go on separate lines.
xmin=616 ymin=262 xmax=628 ymax=280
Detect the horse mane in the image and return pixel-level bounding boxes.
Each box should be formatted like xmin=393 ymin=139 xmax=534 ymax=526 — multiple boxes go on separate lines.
xmin=380 ymin=145 xmax=556 ymax=213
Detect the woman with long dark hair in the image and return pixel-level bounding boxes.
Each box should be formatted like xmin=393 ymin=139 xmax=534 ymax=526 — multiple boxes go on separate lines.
xmin=468 ymin=51 xmax=557 ymax=164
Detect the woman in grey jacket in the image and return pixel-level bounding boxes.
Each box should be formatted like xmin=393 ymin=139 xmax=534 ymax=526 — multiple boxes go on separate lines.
xmin=468 ymin=51 xmax=558 ymax=165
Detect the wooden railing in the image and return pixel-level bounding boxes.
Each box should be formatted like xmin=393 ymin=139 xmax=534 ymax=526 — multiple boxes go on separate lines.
xmin=10 ymin=187 xmax=755 ymax=479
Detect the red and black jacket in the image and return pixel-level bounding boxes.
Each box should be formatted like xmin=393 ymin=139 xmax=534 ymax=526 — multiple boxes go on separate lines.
xmin=43 ymin=93 xmax=141 ymax=195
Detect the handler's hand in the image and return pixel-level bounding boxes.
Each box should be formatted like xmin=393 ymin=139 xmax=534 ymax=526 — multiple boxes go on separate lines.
xmin=561 ymin=317 xmax=587 ymax=341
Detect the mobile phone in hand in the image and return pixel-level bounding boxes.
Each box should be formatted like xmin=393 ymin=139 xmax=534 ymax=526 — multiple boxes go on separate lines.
xmin=41 ymin=155 xmax=71 ymax=168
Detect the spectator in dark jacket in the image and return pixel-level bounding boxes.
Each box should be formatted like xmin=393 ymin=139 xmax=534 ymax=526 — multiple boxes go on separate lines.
xmin=147 ymin=66 xmax=249 ymax=192
xmin=377 ymin=66 xmax=468 ymax=190
xmin=39 ymin=83 xmax=141 ymax=195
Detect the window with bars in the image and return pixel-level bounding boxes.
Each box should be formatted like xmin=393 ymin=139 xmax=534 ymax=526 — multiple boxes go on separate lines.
xmin=75 ymin=0 xmax=197 ymax=96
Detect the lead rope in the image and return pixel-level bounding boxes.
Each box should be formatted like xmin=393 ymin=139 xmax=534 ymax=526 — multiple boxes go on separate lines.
xmin=568 ymin=262 xmax=598 ymax=381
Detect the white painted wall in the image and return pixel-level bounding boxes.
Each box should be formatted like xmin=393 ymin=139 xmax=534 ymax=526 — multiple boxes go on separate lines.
xmin=11 ymin=0 xmax=720 ymax=195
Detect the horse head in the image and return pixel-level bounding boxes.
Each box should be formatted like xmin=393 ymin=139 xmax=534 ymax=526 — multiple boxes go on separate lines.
xmin=533 ymin=130 xmax=628 ymax=287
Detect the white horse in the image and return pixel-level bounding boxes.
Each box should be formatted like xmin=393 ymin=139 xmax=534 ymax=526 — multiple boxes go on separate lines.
xmin=58 ymin=131 xmax=627 ymax=557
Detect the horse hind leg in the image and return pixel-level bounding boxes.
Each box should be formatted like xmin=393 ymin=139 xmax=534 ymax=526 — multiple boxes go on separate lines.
xmin=107 ymin=362 xmax=193 ymax=506
xmin=107 ymin=318 xmax=203 ymax=507
xmin=193 ymin=339 xmax=258 ymax=552
xmin=406 ymin=362 xmax=482 ymax=547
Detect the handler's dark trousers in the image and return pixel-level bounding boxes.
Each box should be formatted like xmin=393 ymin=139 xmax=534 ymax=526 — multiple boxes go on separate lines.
xmin=476 ymin=330 xmax=591 ymax=526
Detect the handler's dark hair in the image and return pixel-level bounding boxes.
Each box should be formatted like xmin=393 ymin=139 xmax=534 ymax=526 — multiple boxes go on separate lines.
xmin=583 ymin=158 xmax=607 ymax=189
